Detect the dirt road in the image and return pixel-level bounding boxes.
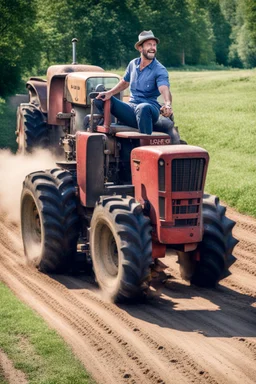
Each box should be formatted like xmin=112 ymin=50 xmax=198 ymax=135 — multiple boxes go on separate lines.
xmin=0 ymin=206 xmax=255 ymax=384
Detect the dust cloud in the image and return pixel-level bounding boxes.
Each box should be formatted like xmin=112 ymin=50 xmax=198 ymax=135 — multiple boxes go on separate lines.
xmin=0 ymin=149 xmax=59 ymax=222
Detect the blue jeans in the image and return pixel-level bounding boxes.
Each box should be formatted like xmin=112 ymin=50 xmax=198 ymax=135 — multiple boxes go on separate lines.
xmin=95 ymin=97 xmax=160 ymax=135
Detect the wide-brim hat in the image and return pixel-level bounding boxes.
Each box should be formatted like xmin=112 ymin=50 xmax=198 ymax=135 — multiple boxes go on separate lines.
xmin=135 ymin=30 xmax=160 ymax=50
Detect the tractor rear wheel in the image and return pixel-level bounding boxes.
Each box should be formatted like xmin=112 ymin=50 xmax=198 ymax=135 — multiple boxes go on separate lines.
xmin=21 ymin=168 xmax=79 ymax=272
xmin=16 ymin=104 xmax=49 ymax=154
xmin=90 ymin=196 xmax=152 ymax=302
xmin=178 ymin=194 xmax=238 ymax=287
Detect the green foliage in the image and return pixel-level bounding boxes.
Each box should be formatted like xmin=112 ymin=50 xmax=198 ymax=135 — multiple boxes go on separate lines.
xmin=206 ymin=0 xmax=231 ymax=65
xmin=186 ymin=0 xmax=216 ymax=65
xmin=73 ymin=0 xmax=141 ymax=67
xmin=244 ymin=0 xmax=256 ymax=45
xmin=35 ymin=0 xmax=75 ymax=70
xmin=35 ymin=0 xmax=141 ymax=70
xmin=235 ymin=1 xmax=256 ymax=68
xmin=0 ymin=98 xmax=17 ymax=152
xmin=237 ymin=25 xmax=256 ymax=68
xmin=0 ymin=282 xmax=95 ymax=384
xmin=0 ymin=0 xmax=42 ymax=96
xmin=0 ymin=375 xmax=8 ymax=384
xmin=220 ymin=0 xmax=256 ymax=68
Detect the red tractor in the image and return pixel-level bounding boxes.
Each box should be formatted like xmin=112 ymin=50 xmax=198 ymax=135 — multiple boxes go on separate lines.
xmin=19 ymin=40 xmax=238 ymax=301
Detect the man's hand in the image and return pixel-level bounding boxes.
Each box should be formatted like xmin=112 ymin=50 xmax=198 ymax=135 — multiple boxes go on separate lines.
xmin=96 ymin=91 xmax=112 ymax=101
xmin=160 ymin=104 xmax=173 ymax=118
xmin=96 ymin=79 xmax=129 ymax=101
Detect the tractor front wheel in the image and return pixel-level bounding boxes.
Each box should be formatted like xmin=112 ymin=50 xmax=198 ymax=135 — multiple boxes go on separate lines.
xmin=90 ymin=196 xmax=152 ymax=302
xmin=178 ymin=194 xmax=238 ymax=287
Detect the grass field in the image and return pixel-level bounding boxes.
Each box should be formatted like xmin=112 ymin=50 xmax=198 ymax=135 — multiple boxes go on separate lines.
xmin=0 ymin=282 xmax=95 ymax=384
xmin=171 ymin=69 xmax=256 ymax=217
xmin=0 ymin=99 xmax=17 ymax=153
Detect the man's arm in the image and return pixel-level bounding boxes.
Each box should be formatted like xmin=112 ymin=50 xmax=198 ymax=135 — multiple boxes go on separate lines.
xmin=96 ymin=79 xmax=130 ymax=101
xmin=158 ymin=85 xmax=173 ymax=118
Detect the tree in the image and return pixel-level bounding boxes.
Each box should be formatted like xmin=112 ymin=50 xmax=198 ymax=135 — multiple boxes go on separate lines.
xmin=185 ymin=0 xmax=216 ymax=65
xmin=244 ymin=0 xmax=256 ymax=45
xmin=235 ymin=0 xmax=256 ymax=68
xmin=71 ymin=0 xmax=141 ymax=67
xmin=220 ymin=0 xmax=256 ymax=68
xmin=0 ymin=0 xmax=42 ymax=96
xmin=206 ymin=0 xmax=231 ymax=65
xmin=34 ymin=0 xmax=141 ymax=70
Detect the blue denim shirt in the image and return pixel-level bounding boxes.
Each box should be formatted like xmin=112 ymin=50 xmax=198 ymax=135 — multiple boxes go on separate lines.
xmin=123 ymin=58 xmax=170 ymax=108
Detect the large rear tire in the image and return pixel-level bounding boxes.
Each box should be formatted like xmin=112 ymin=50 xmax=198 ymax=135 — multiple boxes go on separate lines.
xmin=16 ymin=104 xmax=49 ymax=154
xmin=90 ymin=196 xmax=152 ymax=302
xmin=21 ymin=168 xmax=79 ymax=272
xmin=178 ymin=194 xmax=238 ymax=287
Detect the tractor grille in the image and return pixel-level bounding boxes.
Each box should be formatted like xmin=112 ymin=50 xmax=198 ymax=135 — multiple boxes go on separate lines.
xmin=175 ymin=218 xmax=198 ymax=226
xmin=159 ymin=197 xmax=165 ymax=219
xmin=171 ymin=158 xmax=205 ymax=227
xmin=158 ymin=159 xmax=165 ymax=191
xmin=172 ymin=199 xmax=200 ymax=227
xmin=171 ymin=158 xmax=205 ymax=192
xmin=172 ymin=202 xmax=199 ymax=215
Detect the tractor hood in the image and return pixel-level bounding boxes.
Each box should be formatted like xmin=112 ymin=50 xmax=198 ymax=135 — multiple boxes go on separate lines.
xmin=65 ymin=72 xmax=120 ymax=105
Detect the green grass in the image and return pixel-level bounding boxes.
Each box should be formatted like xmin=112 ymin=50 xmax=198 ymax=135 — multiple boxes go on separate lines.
xmin=0 ymin=98 xmax=17 ymax=152
xmin=0 ymin=374 xmax=8 ymax=384
xmin=0 ymin=282 xmax=95 ymax=384
xmin=170 ymin=69 xmax=256 ymax=217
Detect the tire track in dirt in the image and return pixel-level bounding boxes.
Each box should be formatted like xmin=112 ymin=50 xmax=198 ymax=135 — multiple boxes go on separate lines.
xmin=0 ymin=207 xmax=256 ymax=384
xmin=0 ymin=249 xmax=220 ymax=384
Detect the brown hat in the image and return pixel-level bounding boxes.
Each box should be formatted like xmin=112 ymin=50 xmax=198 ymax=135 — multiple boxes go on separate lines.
xmin=134 ymin=30 xmax=160 ymax=50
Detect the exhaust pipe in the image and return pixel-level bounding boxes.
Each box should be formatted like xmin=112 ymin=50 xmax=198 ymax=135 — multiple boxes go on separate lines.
xmin=72 ymin=38 xmax=78 ymax=64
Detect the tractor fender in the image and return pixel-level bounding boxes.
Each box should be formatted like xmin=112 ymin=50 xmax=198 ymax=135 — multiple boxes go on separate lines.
xmin=26 ymin=79 xmax=47 ymax=113
xmin=76 ymin=131 xmax=106 ymax=207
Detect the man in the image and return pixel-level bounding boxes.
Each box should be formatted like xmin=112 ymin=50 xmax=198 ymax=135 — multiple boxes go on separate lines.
xmin=96 ymin=30 xmax=173 ymax=135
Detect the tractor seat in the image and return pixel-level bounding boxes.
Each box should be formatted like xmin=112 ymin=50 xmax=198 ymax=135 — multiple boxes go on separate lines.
xmin=115 ymin=131 xmax=169 ymax=139
xmin=96 ymin=123 xmax=171 ymax=144
xmin=116 ymin=131 xmax=171 ymax=145
xmin=96 ymin=123 xmax=170 ymax=137
xmin=95 ymin=115 xmax=180 ymax=145
xmin=96 ymin=123 xmax=138 ymax=134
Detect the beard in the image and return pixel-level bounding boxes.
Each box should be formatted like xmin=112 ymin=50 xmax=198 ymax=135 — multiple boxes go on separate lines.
xmin=141 ymin=48 xmax=156 ymax=60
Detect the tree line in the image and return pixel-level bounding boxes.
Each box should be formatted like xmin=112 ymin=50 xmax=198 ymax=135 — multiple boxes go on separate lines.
xmin=0 ymin=0 xmax=255 ymax=97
